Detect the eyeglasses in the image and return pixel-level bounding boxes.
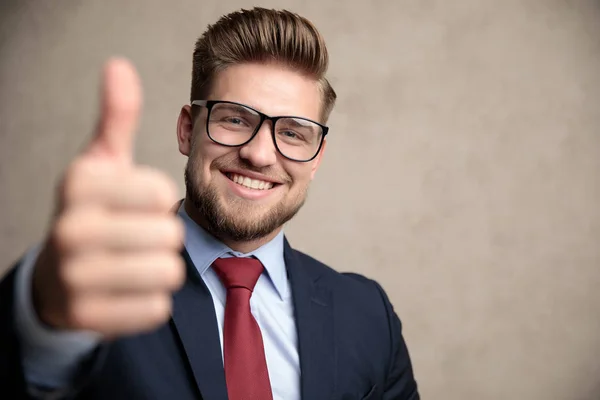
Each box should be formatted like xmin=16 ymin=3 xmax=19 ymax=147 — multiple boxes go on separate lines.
xmin=191 ymin=100 xmax=329 ymax=162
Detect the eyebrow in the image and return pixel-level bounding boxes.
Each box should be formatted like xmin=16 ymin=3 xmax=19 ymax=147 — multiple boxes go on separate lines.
xmin=217 ymin=104 xmax=258 ymax=115
xmin=281 ymin=117 xmax=316 ymax=128
xmin=219 ymin=100 xmax=319 ymax=123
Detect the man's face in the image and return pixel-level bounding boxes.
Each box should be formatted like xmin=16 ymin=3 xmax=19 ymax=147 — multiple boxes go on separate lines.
xmin=177 ymin=62 xmax=326 ymax=244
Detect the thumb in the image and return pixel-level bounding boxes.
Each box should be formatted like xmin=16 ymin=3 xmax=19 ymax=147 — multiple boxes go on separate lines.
xmin=86 ymin=58 xmax=142 ymax=163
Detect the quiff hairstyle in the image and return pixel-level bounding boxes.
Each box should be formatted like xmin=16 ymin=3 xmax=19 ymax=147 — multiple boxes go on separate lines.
xmin=191 ymin=7 xmax=337 ymax=122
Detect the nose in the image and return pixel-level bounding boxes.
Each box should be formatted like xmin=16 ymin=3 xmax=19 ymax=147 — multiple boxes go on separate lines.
xmin=238 ymin=121 xmax=278 ymax=167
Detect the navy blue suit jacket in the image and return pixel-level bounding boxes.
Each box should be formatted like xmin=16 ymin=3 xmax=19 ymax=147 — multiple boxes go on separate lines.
xmin=0 ymin=239 xmax=419 ymax=399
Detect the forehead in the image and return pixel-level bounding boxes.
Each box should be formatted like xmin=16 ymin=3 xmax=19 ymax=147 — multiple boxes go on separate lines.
xmin=207 ymin=62 xmax=322 ymax=122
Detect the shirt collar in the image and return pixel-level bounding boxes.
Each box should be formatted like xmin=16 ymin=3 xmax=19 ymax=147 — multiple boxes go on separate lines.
xmin=177 ymin=204 xmax=288 ymax=300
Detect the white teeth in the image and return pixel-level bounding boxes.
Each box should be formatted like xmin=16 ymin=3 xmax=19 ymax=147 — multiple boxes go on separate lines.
xmin=230 ymin=173 xmax=274 ymax=190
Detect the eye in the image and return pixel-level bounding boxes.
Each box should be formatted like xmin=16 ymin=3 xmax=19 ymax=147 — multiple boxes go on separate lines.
xmin=278 ymin=130 xmax=307 ymax=143
xmin=224 ymin=116 xmax=244 ymax=125
xmin=281 ymin=130 xmax=297 ymax=138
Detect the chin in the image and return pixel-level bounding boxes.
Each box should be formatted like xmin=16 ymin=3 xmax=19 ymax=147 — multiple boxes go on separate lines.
xmin=218 ymin=197 xmax=273 ymax=219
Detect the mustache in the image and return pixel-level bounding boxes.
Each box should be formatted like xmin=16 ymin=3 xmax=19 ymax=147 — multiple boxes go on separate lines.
xmin=212 ymin=156 xmax=292 ymax=184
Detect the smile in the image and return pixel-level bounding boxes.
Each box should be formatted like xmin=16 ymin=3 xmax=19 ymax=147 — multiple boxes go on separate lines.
xmin=225 ymin=172 xmax=276 ymax=191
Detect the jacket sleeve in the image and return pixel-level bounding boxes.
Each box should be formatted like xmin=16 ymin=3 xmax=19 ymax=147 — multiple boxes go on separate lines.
xmin=1 ymin=255 xmax=105 ymax=400
xmin=372 ymin=281 xmax=421 ymax=400
xmin=0 ymin=262 xmax=30 ymax=398
xmin=14 ymin=246 xmax=100 ymax=389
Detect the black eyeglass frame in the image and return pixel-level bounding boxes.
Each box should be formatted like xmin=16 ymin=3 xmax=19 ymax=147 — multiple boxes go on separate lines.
xmin=191 ymin=100 xmax=329 ymax=162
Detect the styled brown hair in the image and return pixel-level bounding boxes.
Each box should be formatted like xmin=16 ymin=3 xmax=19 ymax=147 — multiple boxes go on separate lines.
xmin=191 ymin=7 xmax=337 ymax=122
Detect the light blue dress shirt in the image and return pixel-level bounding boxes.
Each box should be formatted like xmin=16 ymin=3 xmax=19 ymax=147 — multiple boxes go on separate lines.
xmin=14 ymin=205 xmax=300 ymax=400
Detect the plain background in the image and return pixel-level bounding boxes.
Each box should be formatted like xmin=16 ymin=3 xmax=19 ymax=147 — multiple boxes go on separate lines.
xmin=1 ymin=1 xmax=599 ymax=399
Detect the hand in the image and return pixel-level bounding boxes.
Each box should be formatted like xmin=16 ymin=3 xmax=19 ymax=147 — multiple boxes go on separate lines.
xmin=31 ymin=58 xmax=185 ymax=338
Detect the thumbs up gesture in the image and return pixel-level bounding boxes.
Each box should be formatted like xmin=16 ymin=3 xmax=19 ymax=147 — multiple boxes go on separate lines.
xmin=31 ymin=59 xmax=185 ymax=338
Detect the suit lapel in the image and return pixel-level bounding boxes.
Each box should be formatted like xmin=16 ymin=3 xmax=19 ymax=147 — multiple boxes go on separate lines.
xmin=171 ymin=249 xmax=228 ymax=400
xmin=285 ymin=239 xmax=336 ymax=399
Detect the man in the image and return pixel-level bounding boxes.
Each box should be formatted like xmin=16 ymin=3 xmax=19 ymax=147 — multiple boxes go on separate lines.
xmin=0 ymin=7 xmax=419 ymax=400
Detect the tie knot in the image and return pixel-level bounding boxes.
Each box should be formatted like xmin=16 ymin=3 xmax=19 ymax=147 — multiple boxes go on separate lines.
xmin=212 ymin=257 xmax=264 ymax=291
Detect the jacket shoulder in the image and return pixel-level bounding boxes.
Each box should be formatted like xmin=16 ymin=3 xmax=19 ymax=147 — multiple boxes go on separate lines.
xmin=290 ymin=248 xmax=394 ymax=309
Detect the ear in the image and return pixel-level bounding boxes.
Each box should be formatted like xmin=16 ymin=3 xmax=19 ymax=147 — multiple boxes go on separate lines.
xmin=176 ymin=105 xmax=194 ymax=156
xmin=310 ymin=139 xmax=327 ymax=180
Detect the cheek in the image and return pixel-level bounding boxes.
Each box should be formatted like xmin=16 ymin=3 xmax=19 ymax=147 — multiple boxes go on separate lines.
xmin=191 ymin=136 xmax=217 ymax=171
xmin=286 ymin=165 xmax=314 ymax=189
xmin=188 ymin=147 xmax=212 ymax=185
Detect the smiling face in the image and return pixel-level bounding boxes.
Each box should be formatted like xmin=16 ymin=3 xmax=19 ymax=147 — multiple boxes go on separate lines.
xmin=177 ymin=62 xmax=326 ymax=249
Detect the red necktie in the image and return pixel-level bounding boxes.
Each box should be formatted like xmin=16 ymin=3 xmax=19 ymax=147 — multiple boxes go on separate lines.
xmin=212 ymin=257 xmax=273 ymax=400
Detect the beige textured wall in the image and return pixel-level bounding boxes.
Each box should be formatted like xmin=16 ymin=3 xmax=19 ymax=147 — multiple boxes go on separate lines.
xmin=1 ymin=1 xmax=599 ymax=399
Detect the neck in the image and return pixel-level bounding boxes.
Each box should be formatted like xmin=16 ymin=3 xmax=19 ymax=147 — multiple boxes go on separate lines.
xmin=183 ymin=197 xmax=282 ymax=254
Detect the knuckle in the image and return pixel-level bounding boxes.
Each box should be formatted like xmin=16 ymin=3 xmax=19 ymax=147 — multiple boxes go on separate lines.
xmin=53 ymin=214 xmax=80 ymax=253
xmin=162 ymin=254 xmax=185 ymax=290
xmin=148 ymin=295 xmax=172 ymax=324
xmin=164 ymin=218 xmax=185 ymax=248
xmin=53 ymin=210 xmax=101 ymax=253
xmin=138 ymin=167 xmax=179 ymax=210
xmin=153 ymin=171 xmax=179 ymax=207
xmin=61 ymin=208 xmax=107 ymax=249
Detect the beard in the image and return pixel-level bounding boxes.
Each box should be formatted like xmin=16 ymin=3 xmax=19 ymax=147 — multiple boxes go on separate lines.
xmin=184 ymin=154 xmax=307 ymax=243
